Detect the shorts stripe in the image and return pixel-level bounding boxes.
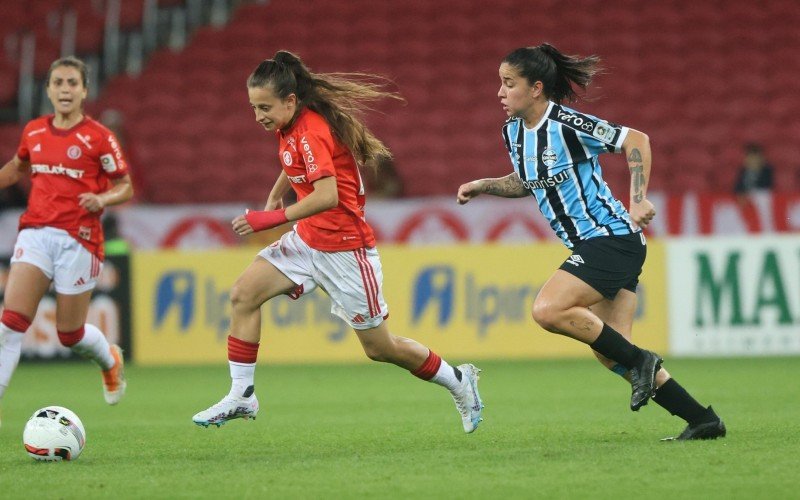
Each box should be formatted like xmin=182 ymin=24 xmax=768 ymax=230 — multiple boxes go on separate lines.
xmin=90 ymin=255 xmax=100 ymax=278
xmin=353 ymin=249 xmax=375 ymax=317
xmin=361 ymin=249 xmax=381 ymax=317
xmin=354 ymin=248 xmax=379 ymax=318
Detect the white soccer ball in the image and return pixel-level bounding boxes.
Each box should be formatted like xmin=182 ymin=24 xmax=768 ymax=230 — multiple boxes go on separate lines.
xmin=22 ymin=406 xmax=86 ymax=461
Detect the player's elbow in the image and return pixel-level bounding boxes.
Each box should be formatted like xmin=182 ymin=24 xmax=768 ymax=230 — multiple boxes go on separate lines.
xmin=321 ymin=190 xmax=338 ymax=210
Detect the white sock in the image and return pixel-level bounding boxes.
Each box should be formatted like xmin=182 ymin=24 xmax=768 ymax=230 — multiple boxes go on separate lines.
xmin=431 ymin=359 xmax=462 ymax=392
xmin=71 ymin=324 xmax=115 ymax=370
xmin=229 ymin=361 xmax=255 ymax=398
xmin=0 ymin=324 xmax=25 ymax=399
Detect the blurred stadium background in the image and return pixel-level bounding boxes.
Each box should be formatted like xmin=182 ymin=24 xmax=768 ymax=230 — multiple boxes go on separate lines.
xmin=0 ymin=0 xmax=799 ymax=495
xmin=1 ymin=0 xmax=799 ymax=375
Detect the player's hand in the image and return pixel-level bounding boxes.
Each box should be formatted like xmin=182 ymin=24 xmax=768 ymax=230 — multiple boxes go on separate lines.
xmin=457 ymin=180 xmax=484 ymax=205
xmin=78 ymin=192 xmax=105 ymax=212
xmin=231 ymin=213 xmax=254 ymax=235
xmin=629 ymin=198 xmax=656 ymax=229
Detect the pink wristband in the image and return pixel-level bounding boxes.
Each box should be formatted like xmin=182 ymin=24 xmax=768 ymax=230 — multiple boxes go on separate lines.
xmin=244 ymin=209 xmax=288 ymax=232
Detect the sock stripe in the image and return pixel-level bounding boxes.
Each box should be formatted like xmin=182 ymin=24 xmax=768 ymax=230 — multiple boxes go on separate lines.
xmin=228 ymin=335 xmax=259 ymax=363
xmin=411 ymin=351 xmax=442 ymax=380
xmin=57 ymin=326 xmax=86 ymax=347
xmin=1 ymin=309 xmax=32 ymax=333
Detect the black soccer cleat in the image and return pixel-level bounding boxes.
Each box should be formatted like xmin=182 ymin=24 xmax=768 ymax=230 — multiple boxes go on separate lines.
xmin=629 ymin=349 xmax=663 ymax=411
xmin=662 ymin=406 xmax=727 ymax=441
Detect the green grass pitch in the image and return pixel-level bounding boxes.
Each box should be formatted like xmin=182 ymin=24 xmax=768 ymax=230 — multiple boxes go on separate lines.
xmin=0 ymin=357 xmax=797 ymax=498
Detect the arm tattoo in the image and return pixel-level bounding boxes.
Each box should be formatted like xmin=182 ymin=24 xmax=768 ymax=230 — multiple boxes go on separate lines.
xmin=628 ymin=148 xmax=644 ymax=203
xmin=484 ymin=173 xmax=529 ymax=198
xmin=627 ymin=149 xmax=643 ymax=163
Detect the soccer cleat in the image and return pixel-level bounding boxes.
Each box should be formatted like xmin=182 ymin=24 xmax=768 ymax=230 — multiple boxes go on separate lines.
xmin=662 ymin=407 xmax=727 ymax=441
xmin=102 ymin=345 xmax=126 ymax=405
xmin=629 ymin=349 xmax=662 ymax=411
xmin=451 ymin=364 xmax=484 ymax=433
xmin=192 ymin=394 xmax=259 ymax=428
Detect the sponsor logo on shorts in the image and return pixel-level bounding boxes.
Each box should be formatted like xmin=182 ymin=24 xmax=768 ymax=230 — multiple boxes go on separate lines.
xmin=78 ymin=226 xmax=91 ymax=240
xmin=566 ymin=254 xmax=584 ymax=267
xmin=351 ymin=314 xmax=366 ymax=324
xmin=15 ymin=247 xmax=23 ymax=258
xmin=67 ymin=145 xmax=82 ymax=159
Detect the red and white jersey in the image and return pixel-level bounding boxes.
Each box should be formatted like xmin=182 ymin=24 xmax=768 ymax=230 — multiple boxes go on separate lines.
xmin=277 ymin=108 xmax=375 ymax=251
xmin=16 ymin=115 xmax=129 ymax=260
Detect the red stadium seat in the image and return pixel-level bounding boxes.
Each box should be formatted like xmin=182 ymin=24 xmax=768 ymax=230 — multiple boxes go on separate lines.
xmin=27 ymin=0 xmax=791 ymax=201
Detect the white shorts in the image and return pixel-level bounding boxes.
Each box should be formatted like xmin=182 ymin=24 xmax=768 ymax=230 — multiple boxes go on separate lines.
xmin=10 ymin=227 xmax=102 ymax=295
xmin=259 ymin=230 xmax=389 ymax=330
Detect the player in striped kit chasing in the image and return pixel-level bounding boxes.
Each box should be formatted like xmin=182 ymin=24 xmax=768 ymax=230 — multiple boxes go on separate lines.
xmin=192 ymin=51 xmax=483 ymax=433
xmin=457 ymin=44 xmax=724 ymax=441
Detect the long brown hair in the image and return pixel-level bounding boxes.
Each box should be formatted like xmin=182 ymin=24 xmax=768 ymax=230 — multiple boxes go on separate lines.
xmin=504 ymin=43 xmax=601 ymax=103
xmin=247 ymin=51 xmax=402 ymax=168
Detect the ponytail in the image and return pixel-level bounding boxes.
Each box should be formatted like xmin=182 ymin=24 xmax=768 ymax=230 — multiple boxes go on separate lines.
xmin=504 ymin=43 xmax=600 ymax=103
xmin=247 ymin=50 xmax=403 ymax=168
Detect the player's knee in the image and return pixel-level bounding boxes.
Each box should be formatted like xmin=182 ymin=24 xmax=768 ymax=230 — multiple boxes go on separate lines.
xmin=362 ymin=343 xmax=389 ymax=363
xmin=531 ymin=300 xmax=559 ymax=332
xmin=229 ymin=281 xmax=260 ymax=311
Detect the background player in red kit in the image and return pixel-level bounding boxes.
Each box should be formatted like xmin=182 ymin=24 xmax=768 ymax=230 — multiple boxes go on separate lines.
xmin=0 ymin=57 xmax=132 ymax=424
xmin=192 ymin=51 xmax=484 ymax=433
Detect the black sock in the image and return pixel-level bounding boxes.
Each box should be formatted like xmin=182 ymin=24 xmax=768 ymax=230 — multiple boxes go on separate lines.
xmin=452 ymin=366 xmax=463 ymax=382
xmin=652 ymin=378 xmax=709 ymax=424
xmin=589 ymin=324 xmax=643 ymax=369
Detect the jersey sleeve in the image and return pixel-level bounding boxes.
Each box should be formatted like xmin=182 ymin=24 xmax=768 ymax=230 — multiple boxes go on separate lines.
xmin=16 ymin=124 xmax=30 ymax=161
xmin=576 ymin=114 xmax=629 ymax=155
xmin=298 ymin=130 xmax=336 ymax=183
xmin=553 ymin=107 xmax=629 ymax=155
xmin=97 ymin=130 xmax=129 ymax=179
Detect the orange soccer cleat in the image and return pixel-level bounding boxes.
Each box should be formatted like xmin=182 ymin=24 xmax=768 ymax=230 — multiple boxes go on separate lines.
xmin=101 ymin=345 xmax=127 ymax=405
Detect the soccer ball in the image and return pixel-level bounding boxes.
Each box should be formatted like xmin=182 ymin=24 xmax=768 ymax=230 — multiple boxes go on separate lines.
xmin=22 ymin=406 xmax=86 ymax=461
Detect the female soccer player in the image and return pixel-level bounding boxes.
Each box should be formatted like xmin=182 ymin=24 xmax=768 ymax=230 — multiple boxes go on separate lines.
xmin=0 ymin=57 xmax=131 ymax=421
xmin=192 ymin=51 xmax=483 ymax=433
xmin=457 ymin=44 xmax=725 ymax=441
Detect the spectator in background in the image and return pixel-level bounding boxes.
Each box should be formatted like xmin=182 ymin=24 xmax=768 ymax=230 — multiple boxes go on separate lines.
xmin=734 ymin=143 xmax=774 ymax=197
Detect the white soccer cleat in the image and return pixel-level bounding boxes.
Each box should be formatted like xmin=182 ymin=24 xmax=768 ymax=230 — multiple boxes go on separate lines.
xmin=192 ymin=394 xmax=259 ymax=428
xmin=451 ymin=363 xmax=484 ymax=433
xmin=102 ymin=345 xmax=126 ymax=405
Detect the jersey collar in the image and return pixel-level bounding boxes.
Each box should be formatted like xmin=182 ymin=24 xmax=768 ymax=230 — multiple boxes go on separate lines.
xmin=47 ymin=114 xmax=88 ymax=136
xmin=523 ymin=101 xmax=554 ymax=131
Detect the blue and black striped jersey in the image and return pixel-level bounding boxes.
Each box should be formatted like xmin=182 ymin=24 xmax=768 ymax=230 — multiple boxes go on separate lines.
xmin=502 ymin=101 xmax=639 ymax=248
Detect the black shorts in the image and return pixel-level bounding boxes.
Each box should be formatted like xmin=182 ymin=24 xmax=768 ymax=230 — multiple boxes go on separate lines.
xmin=558 ymin=232 xmax=647 ymax=300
